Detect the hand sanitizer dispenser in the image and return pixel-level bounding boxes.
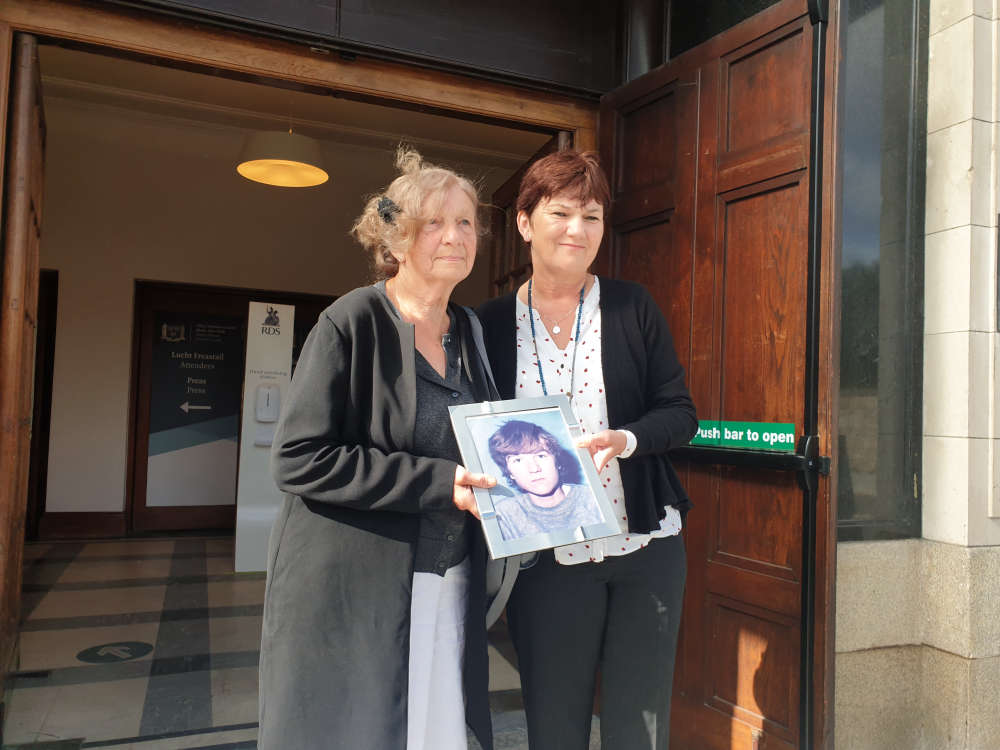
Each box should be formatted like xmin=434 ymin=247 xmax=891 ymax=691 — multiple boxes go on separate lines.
xmin=254 ymin=384 xmax=280 ymax=446
xmin=255 ymin=383 xmax=280 ymax=422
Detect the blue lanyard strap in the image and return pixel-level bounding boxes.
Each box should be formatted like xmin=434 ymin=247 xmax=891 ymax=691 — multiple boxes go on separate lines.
xmin=527 ymin=279 xmax=585 ymax=398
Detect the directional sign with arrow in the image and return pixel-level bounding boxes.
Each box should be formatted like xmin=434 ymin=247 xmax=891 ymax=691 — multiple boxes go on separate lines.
xmin=149 ymin=311 xmax=243 ymax=437
xmin=179 ymin=401 xmax=212 ymax=414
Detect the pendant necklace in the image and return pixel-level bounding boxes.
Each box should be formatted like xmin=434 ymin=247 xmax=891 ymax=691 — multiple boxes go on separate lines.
xmin=528 ymin=278 xmax=585 ymax=398
xmin=543 ymin=306 xmax=579 ymax=335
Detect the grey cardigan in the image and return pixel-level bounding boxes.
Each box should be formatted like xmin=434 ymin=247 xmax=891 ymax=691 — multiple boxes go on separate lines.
xmin=259 ymin=285 xmax=501 ymax=750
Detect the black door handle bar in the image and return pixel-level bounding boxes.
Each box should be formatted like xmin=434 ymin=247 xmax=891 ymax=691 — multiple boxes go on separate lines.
xmin=670 ymin=435 xmax=830 ymax=492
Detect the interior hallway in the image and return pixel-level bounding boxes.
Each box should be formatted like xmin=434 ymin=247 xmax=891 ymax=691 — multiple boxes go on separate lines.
xmin=4 ymin=538 xmax=585 ymax=749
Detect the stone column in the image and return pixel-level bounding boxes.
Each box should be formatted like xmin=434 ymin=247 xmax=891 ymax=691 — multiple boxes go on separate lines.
xmin=919 ymin=0 xmax=1000 ymax=744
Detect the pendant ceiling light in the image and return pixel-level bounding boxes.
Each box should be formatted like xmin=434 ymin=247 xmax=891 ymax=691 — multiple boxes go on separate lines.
xmin=237 ymin=129 xmax=329 ymax=188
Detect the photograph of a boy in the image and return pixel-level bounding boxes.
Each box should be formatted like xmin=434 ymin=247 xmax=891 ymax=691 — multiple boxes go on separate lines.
xmin=487 ymin=420 xmax=604 ymax=542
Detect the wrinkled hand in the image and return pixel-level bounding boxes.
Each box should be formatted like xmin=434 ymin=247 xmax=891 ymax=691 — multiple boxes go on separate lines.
xmin=577 ymin=430 xmax=627 ymax=473
xmin=453 ymin=465 xmax=496 ymax=520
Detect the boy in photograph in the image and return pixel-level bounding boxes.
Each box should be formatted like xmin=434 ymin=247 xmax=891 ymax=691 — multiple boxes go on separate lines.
xmin=487 ymin=420 xmax=603 ymax=541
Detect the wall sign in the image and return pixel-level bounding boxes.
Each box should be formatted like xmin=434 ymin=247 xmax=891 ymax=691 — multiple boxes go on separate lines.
xmin=689 ymin=420 xmax=797 ymax=452
xmin=235 ymin=302 xmax=294 ymax=572
xmin=146 ymin=312 xmax=244 ymax=507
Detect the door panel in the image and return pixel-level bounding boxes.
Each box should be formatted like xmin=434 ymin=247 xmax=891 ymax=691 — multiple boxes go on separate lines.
xmin=601 ymin=67 xmax=699 ymax=365
xmin=0 ymin=31 xmax=44 ymax=683
xmin=722 ymin=24 xmax=811 ymax=153
xmin=618 ymin=221 xmax=693 ymax=360
xmin=718 ymin=175 xmax=809 ymax=424
xmin=618 ymin=93 xmax=678 ymax=194
xmin=714 ymin=469 xmax=803 ymax=577
xmin=600 ymin=1 xmax=829 ymax=748
xmin=706 ymin=595 xmax=800 ymax=734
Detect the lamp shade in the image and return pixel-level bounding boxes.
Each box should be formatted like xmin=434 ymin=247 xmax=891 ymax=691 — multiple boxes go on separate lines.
xmin=236 ymin=130 xmax=329 ymax=187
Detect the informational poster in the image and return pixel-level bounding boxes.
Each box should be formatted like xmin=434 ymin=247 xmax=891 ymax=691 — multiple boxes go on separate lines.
xmin=146 ymin=313 xmax=244 ymax=507
xmin=235 ymin=302 xmax=294 ymax=572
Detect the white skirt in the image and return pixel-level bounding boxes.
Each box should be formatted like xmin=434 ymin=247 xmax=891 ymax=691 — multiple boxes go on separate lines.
xmin=406 ymin=557 xmax=470 ymax=750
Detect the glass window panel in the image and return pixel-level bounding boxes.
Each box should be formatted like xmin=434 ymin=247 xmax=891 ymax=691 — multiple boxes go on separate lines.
xmin=837 ymin=0 xmax=927 ymax=541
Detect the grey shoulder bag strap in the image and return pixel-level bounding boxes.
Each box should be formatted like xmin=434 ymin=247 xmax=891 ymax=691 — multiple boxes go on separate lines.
xmin=462 ymin=306 xmax=520 ymax=627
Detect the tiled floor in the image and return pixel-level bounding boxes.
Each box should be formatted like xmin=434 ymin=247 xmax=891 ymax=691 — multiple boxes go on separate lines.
xmin=3 ymin=537 xmax=600 ymax=749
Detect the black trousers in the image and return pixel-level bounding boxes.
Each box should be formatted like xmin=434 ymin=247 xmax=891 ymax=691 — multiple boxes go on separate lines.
xmin=507 ymin=533 xmax=686 ymax=750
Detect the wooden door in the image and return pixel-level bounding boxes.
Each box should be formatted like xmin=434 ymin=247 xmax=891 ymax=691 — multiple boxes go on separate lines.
xmin=599 ymin=1 xmax=835 ymax=748
xmin=0 ymin=32 xmax=45 ymax=681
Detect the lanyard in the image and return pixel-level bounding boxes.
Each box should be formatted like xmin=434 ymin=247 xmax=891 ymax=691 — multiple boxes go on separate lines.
xmin=527 ymin=279 xmax=585 ymax=398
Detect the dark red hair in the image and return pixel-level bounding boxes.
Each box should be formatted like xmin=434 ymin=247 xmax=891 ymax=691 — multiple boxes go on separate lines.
xmin=515 ymin=150 xmax=611 ymax=217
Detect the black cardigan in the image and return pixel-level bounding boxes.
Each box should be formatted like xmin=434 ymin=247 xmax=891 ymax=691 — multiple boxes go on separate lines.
xmin=476 ymin=277 xmax=697 ymax=532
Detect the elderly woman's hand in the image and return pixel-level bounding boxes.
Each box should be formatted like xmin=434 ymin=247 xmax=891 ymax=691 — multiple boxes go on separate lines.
xmin=453 ymin=466 xmax=496 ymax=520
xmin=577 ymin=430 xmax=628 ymax=473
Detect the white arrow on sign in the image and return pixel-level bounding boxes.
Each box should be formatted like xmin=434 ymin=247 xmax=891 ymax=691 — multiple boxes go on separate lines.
xmin=97 ymin=645 xmax=132 ymax=659
xmin=180 ymin=401 xmax=212 ymax=414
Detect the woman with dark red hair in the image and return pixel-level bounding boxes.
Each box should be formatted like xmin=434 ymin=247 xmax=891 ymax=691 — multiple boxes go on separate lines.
xmin=477 ymin=150 xmax=697 ymax=749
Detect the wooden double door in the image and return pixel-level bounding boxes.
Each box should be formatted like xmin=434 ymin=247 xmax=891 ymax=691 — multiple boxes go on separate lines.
xmin=594 ymin=1 xmax=836 ymax=748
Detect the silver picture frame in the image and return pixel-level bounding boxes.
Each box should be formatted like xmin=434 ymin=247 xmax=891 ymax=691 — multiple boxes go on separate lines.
xmin=449 ymin=395 xmax=622 ymax=559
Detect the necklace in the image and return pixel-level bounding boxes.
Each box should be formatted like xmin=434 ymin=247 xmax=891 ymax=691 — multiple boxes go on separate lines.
xmin=528 ymin=278 xmax=585 ymax=398
xmin=537 ymin=304 xmax=579 ymax=335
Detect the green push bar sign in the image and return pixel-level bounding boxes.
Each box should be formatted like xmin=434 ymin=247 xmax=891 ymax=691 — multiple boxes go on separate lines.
xmin=690 ymin=420 xmax=796 ymax=452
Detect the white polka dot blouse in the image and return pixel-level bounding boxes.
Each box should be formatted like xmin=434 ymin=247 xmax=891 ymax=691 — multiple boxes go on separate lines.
xmin=514 ymin=277 xmax=682 ymax=566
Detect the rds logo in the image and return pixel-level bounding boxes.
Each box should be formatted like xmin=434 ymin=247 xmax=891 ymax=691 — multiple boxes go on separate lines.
xmin=262 ymin=306 xmax=281 ymax=336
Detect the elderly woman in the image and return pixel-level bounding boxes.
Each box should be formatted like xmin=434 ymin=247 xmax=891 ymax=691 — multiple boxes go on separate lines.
xmin=488 ymin=419 xmax=602 ymax=540
xmin=259 ymin=149 xmax=505 ymax=750
xmin=477 ymin=150 xmax=698 ymax=749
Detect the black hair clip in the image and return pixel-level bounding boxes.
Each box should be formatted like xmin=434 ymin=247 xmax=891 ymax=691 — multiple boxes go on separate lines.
xmin=377 ymin=196 xmax=401 ymax=224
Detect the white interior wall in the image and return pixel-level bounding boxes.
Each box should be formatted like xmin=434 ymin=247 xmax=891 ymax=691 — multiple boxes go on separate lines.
xmin=39 ymin=96 xmax=517 ymax=514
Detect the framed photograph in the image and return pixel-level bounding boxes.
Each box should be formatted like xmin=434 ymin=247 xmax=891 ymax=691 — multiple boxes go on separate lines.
xmin=449 ymin=395 xmax=622 ymax=559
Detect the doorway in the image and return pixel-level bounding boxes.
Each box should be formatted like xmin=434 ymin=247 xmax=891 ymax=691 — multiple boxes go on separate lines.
xmin=24 ymin=40 xmax=559 ymax=539
xmin=0 ymin=8 xmax=597 ymax=742
xmin=129 ymin=281 xmax=333 ymax=533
